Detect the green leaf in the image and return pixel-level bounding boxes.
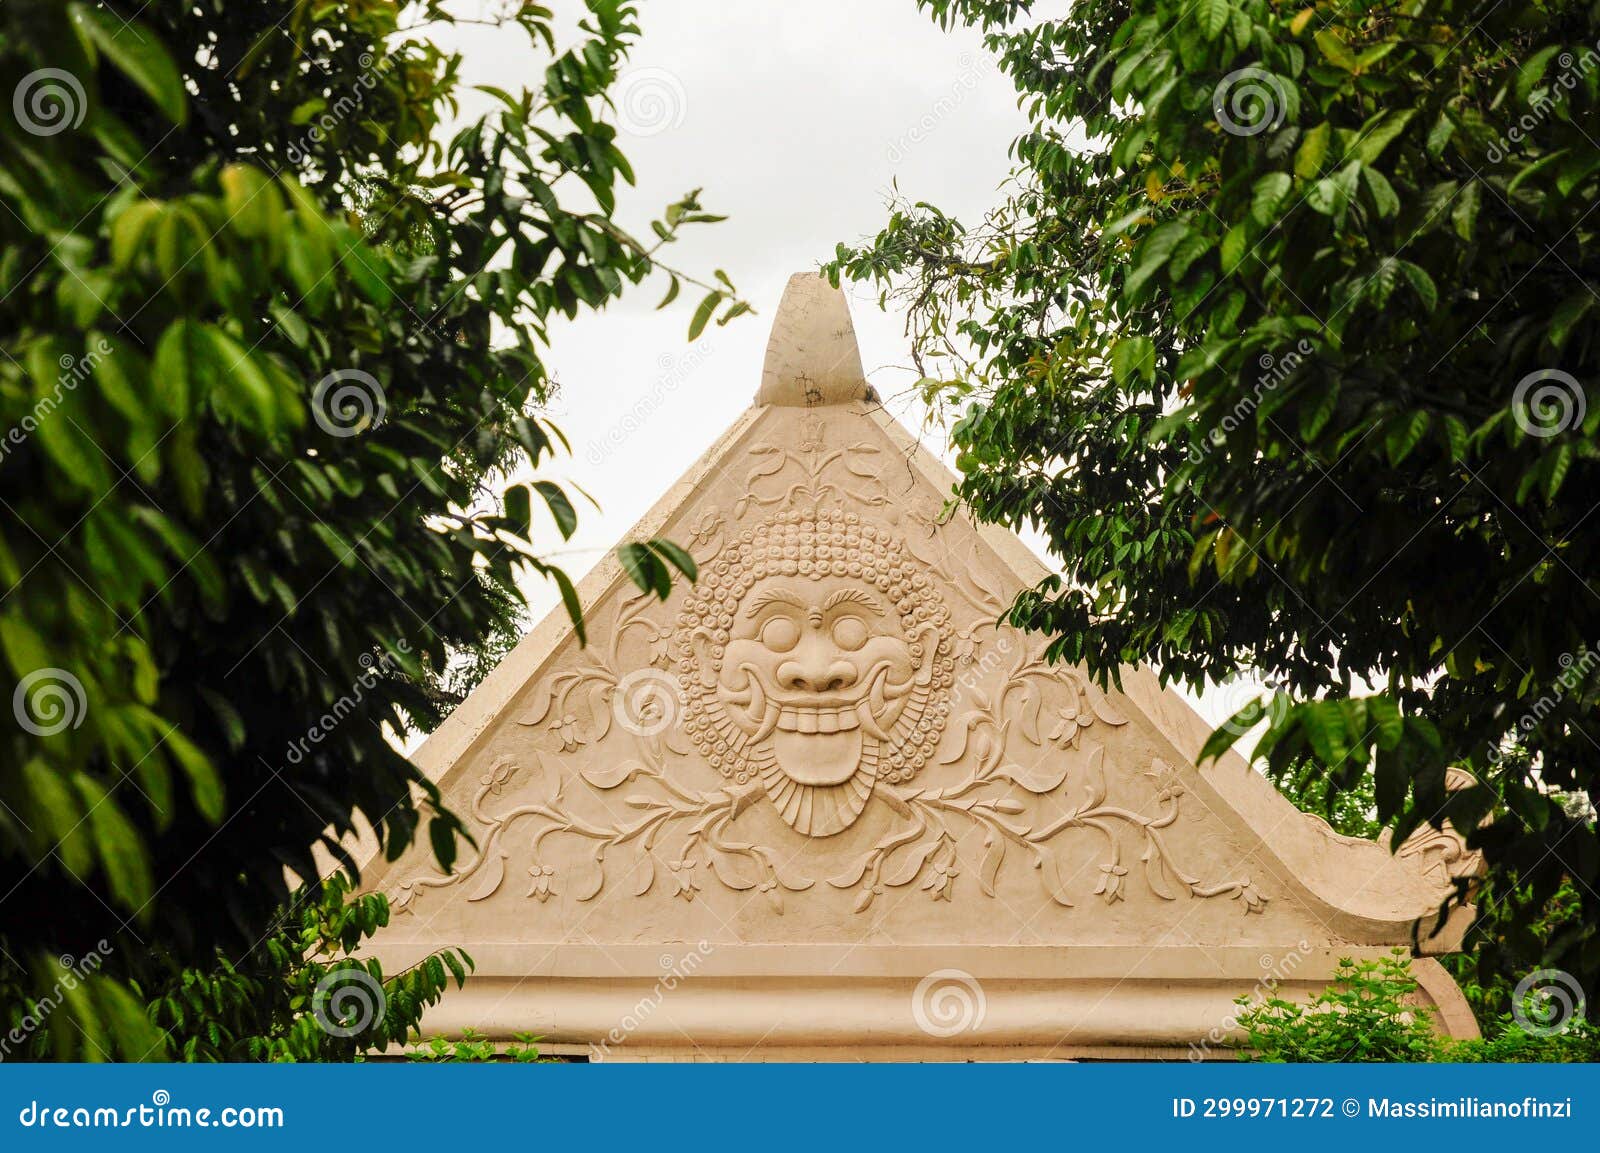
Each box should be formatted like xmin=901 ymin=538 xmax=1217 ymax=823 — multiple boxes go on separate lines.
xmin=688 ymin=291 xmax=721 ymax=340
xmin=1220 ymin=223 xmax=1250 ymax=275
xmin=1354 ymin=110 xmax=1413 ymax=164
xmin=74 ymin=773 xmax=154 ymax=913
xmin=1111 ymin=336 xmax=1156 ymax=386
xmin=71 ymin=3 xmax=188 ymax=124
xmin=1360 ymin=166 xmax=1400 ymax=218
xmin=646 ymin=537 xmax=698 ymax=582
xmin=1314 ymin=29 xmax=1358 ymax=71
xmin=533 ymin=480 xmax=578 ymax=541
xmin=1197 ymin=0 xmax=1231 ymax=41
xmin=1451 ymin=178 xmax=1480 ymax=241
xmin=1385 ymin=410 xmax=1430 ymax=466
xmin=1294 ymin=122 xmax=1330 ymax=180
xmin=1368 ymin=696 xmax=1404 ymax=752
xmin=161 ymin=724 xmax=225 ymax=823
xmin=1397 ymin=261 xmax=1437 ymax=313
xmin=504 ymin=484 xmax=532 ymax=538
xmin=1250 ymin=172 xmax=1292 ymax=225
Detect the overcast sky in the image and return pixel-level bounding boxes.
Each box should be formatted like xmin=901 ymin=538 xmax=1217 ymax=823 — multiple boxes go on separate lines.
xmin=428 ymin=0 xmax=1247 ymax=731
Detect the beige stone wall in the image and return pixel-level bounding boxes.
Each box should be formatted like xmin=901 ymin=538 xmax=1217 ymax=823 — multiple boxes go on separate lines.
xmin=361 ymin=275 xmax=1479 ymax=1060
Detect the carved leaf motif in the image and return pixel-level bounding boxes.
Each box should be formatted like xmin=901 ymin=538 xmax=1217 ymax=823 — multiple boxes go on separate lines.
xmin=992 ymin=758 xmax=1070 ymax=795
xmin=828 ymin=851 xmax=876 ymax=889
xmin=1081 ymin=745 xmax=1108 ymax=807
xmin=466 ymin=849 xmax=507 ymax=902
xmin=1088 ymin=686 xmax=1130 ymax=726
xmin=707 ymin=852 xmax=758 ymax=891
xmin=1141 ymin=843 xmax=1178 ymax=901
xmin=587 ymin=681 xmax=614 ymax=743
xmin=631 ymin=852 xmax=655 ymax=896
xmin=515 ymin=683 xmax=557 ymax=728
xmin=843 ymin=443 xmax=881 ymax=479
xmin=572 ymin=856 xmax=606 ymax=902
xmin=1016 ymin=683 xmax=1043 ymax=745
xmin=852 ymin=887 xmax=877 ymax=913
xmin=772 ymin=861 xmax=815 ymax=892
xmin=938 ymin=713 xmax=982 ymax=765
xmin=581 ymin=761 xmax=644 ymax=790
xmin=979 ymin=832 xmax=1005 ymax=897
xmin=1033 ymin=849 xmax=1076 ymax=907
xmin=883 ymin=839 xmax=941 ymax=888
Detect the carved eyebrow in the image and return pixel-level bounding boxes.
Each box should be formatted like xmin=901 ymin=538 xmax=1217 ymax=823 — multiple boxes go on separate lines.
xmin=744 ymin=588 xmax=805 ymax=617
xmin=824 ymin=589 xmax=883 ymax=613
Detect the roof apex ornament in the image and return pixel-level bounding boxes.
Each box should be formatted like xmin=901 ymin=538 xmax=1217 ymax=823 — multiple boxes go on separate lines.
xmin=755 ymin=271 xmax=874 ymax=407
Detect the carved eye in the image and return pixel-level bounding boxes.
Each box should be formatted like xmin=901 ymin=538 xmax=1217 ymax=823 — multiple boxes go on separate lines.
xmin=760 ymin=616 xmax=799 ymax=652
xmin=832 ymin=616 xmax=868 ymax=651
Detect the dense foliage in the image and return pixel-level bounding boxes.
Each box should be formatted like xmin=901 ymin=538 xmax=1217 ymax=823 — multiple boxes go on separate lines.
xmin=1234 ymin=949 xmax=1600 ymax=1061
xmin=832 ymin=0 xmax=1600 ymax=1008
xmin=1 ymin=0 xmax=732 ymax=1057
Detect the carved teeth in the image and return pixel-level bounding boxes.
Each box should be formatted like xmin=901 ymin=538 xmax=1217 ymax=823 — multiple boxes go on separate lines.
xmin=774 ymin=705 xmax=860 ymax=734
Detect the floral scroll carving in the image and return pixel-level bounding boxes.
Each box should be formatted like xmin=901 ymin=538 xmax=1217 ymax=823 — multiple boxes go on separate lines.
xmin=388 ymin=419 xmax=1266 ymax=919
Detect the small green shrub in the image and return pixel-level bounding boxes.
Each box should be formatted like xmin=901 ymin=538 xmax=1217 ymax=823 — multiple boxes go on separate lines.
xmin=1234 ymin=950 xmax=1443 ymax=1062
xmin=408 ymin=1028 xmax=546 ymax=1062
xmin=1448 ymin=1017 xmax=1600 ymax=1063
xmin=1232 ymin=949 xmax=1597 ymax=1062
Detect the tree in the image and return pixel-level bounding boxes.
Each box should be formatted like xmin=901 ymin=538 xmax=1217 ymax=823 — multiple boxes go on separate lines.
xmin=831 ymin=0 xmax=1600 ymax=1007
xmin=1 ymin=0 xmax=739 ymax=1057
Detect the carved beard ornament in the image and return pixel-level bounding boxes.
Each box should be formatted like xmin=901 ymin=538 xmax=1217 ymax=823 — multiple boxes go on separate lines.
xmin=676 ymin=508 xmax=954 ymax=836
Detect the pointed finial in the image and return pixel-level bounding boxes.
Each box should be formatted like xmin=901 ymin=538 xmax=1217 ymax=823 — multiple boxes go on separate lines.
xmin=755 ymin=272 xmax=873 ymax=407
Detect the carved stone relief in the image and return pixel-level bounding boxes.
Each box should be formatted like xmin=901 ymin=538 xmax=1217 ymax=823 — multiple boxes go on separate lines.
xmin=676 ymin=507 xmax=954 ymax=836
xmin=387 ymin=414 xmax=1267 ymax=922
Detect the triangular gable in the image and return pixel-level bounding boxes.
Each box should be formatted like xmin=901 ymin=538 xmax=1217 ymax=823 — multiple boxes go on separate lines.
xmin=362 ymin=274 xmax=1478 ymax=1059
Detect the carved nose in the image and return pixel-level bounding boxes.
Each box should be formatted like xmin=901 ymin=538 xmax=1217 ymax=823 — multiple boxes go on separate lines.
xmin=777 ymin=656 xmax=857 ymax=694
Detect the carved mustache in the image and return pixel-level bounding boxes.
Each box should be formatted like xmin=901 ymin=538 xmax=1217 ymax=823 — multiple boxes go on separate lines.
xmin=723 ymin=660 xmax=914 ymax=743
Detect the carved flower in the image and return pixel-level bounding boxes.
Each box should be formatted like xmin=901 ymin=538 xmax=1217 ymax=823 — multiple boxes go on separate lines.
xmin=528 ymin=864 xmax=557 ymax=902
xmin=922 ymin=860 xmax=959 ymax=902
xmin=1236 ymin=880 xmax=1268 ymax=914
xmin=1148 ymin=762 xmax=1186 ymax=802
xmin=1094 ymin=862 xmax=1128 ymax=904
xmin=688 ymin=509 xmax=724 ymax=548
xmin=645 ymin=624 xmax=674 ymax=668
xmin=1047 ymin=702 xmax=1095 ymax=749
xmin=551 ymin=713 xmax=583 ymax=752
xmin=668 ymin=857 xmax=701 ymax=901
xmin=951 ymin=626 xmax=979 ymax=666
